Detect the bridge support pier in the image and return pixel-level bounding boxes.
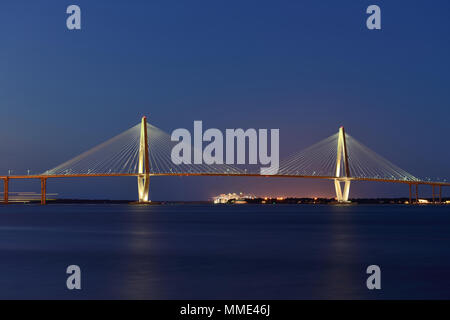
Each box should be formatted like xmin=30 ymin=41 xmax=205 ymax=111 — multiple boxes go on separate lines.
xmin=409 ymin=184 xmax=412 ymax=204
xmin=138 ymin=175 xmax=150 ymax=202
xmin=334 ymin=127 xmax=351 ymax=203
xmin=334 ymin=179 xmax=351 ymax=202
xmin=439 ymin=185 xmax=442 ymax=203
xmin=3 ymin=178 xmax=8 ymax=204
xmin=415 ymin=184 xmax=419 ymax=204
xmin=432 ymin=185 xmax=435 ymax=203
xmin=137 ymin=116 xmax=151 ymax=203
xmin=41 ymin=178 xmax=47 ymax=205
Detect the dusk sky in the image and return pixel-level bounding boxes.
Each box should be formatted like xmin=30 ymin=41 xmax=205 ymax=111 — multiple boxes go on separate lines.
xmin=1 ymin=0 xmax=449 ymax=200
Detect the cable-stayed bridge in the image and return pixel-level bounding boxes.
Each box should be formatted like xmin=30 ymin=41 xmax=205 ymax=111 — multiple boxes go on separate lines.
xmin=1 ymin=117 xmax=448 ymax=204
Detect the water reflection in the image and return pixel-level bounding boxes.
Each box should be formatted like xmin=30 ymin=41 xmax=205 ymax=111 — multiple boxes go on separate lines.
xmin=315 ymin=205 xmax=361 ymax=299
xmin=0 ymin=204 xmax=449 ymax=299
xmin=119 ymin=205 xmax=162 ymax=299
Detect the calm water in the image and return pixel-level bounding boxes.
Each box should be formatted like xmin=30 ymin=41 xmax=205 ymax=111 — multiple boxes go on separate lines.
xmin=0 ymin=204 xmax=449 ymax=299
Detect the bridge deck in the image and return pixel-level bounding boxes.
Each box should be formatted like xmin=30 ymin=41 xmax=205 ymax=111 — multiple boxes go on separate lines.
xmin=0 ymin=173 xmax=449 ymax=187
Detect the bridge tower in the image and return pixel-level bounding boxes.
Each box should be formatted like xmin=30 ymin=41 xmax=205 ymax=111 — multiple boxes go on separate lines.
xmin=137 ymin=116 xmax=150 ymax=202
xmin=334 ymin=126 xmax=351 ymax=202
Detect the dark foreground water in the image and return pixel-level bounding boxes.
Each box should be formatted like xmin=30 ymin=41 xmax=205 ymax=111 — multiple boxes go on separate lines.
xmin=0 ymin=204 xmax=449 ymax=299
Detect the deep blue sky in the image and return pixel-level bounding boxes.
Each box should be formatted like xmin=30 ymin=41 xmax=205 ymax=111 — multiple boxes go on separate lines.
xmin=1 ymin=0 xmax=449 ymax=200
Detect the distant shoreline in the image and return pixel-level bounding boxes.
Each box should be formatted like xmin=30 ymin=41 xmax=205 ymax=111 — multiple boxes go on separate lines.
xmin=2 ymin=197 xmax=448 ymax=205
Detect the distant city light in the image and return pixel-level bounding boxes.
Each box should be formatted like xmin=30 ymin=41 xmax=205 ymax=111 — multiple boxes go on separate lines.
xmin=213 ymin=192 xmax=255 ymax=204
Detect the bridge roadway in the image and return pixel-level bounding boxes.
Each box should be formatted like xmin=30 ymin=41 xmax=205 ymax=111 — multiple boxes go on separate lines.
xmin=0 ymin=173 xmax=448 ymax=205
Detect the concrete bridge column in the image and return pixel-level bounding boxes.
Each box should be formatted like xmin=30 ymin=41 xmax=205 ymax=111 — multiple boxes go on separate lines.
xmin=138 ymin=116 xmax=150 ymax=203
xmin=334 ymin=127 xmax=351 ymax=203
xmin=409 ymin=184 xmax=412 ymax=204
xmin=3 ymin=178 xmax=8 ymax=204
xmin=41 ymin=178 xmax=47 ymax=205
xmin=415 ymin=184 xmax=419 ymax=204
